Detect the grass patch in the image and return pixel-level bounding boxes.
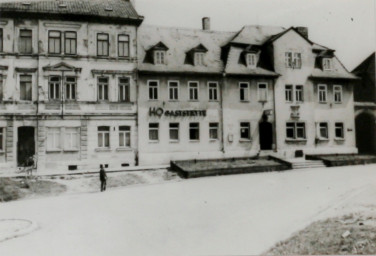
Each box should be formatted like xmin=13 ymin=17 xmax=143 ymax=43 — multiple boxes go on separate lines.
xmin=264 ymin=214 xmax=376 ymax=255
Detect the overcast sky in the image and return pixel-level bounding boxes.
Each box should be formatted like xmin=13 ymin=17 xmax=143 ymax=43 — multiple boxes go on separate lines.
xmin=136 ymin=0 xmax=375 ymax=70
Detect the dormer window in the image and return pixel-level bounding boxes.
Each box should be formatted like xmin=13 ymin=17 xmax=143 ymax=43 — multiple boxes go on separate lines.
xmin=154 ymin=50 xmax=165 ymax=65
xmin=194 ymin=52 xmax=205 ymax=66
xmin=246 ymin=53 xmax=257 ymax=68
xmin=323 ymin=58 xmax=333 ymax=71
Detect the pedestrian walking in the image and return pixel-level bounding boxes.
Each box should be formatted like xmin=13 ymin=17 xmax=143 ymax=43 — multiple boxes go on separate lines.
xmin=99 ymin=164 xmax=107 ymax=192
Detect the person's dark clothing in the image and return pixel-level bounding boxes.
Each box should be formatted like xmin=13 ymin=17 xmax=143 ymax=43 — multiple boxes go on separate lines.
xmin=99 ymin=168 xmax=107 ymax=192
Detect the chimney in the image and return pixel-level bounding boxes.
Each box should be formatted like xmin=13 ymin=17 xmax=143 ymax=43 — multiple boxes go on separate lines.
xmin=296 ymin=27 xmax=308 ymax=39
xmin=202 ymin=17 xmax=210 ymax=31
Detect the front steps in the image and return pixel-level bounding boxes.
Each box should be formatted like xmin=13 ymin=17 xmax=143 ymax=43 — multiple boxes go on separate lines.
xmin=290 ymin=160 xmax=326 ymax=169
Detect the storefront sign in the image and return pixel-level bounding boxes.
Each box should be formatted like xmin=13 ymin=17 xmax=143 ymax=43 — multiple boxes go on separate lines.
xmin=149 ymin=107 xmax=206 ymax=117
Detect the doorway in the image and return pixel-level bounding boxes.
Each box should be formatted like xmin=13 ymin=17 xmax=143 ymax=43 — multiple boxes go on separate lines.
xmin=356 ymin=112 xmax=376 ymax=154
xmin=17 ymin=126 xmax=35 ymax=166
xmin=259 ymin=117 xmax=273 ymax=150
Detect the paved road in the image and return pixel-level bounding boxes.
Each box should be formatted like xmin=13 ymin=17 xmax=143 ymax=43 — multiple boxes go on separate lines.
xmin=1 ymin=165 xmax=376 ymax=256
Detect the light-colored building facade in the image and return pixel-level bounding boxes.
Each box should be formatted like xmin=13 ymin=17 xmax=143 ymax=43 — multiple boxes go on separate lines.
xmin=0 ymin=0 xmax=143 ymax=171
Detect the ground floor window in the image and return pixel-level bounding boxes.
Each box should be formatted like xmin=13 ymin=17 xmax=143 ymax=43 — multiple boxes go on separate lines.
xmin=209 ymin=123 xmax=219 ymax=140
xmin=119 ymin=126 xmax=131 ymax=147
xmin=0 ymin=127 xmax=4 ymax=151
xmin=240 ymin=122 xmax=251 ymax=140
xmin=65 ymin=127 xmax=79 ymax=150
xmin=47 ymin=127 xmax=61 ymax=150
xmin=98 ymin=126 xmax=110 ymax=148
xmin=318 ymin=122 xmax=328 ymax=139
xmin=286 ymin=122 xmax=306 ymax=139
xmin=335 ymin=122 xmax=344 ymax=139
xmin=189 ymin=123 xmax=200 ymax=141
xmin=149 ymin=123 xmax=159 ymax=142
xmin=169 ymin=123 xmax=179 ymax=141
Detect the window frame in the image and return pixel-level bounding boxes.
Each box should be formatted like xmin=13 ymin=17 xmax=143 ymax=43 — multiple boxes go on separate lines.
xmin=188 ymin=81 xmax=199 ymax=101
xmin=240 ymin=122 xmax=251 ymax=141
xmin=148 ymin=80 xmax=159 ymax=100
xmin=334 ymin=122 xmax=345 ymax=140
xmin=0 ymin=28 xmax=3 ymax=52
xmin=239 ymin=82 xmax=250 ymax=102
xmin=47 ymin=127 xmax=61 ymax=151
xmin=97 ymin=126 xmax=110 ymax=148
xmin=194 ymin=52 xmax=205 ymax=66
xmin=97 ymin=33 xmax=109 ymax=57
xmin=246 ymin=53 xmax=257 ymax=68
xmin=0 ymin=127 xmax=5 ymax=152
xmin=0 ymin=75 xmax=3 ymax=102
xmin=209 ymin=122 xmax=219 ymax=140
xmin=169 ymin=123 xmax=179 ymax=142
xmin=64 ymin=76 xmax=77 ymax=101
xmin=154 ymin=50 xmax=166 ymax=65
xmin=118 ymin=34 xmax=130 ymax=57
xmin=323 ymin=58 xmax=333 ymax=71
xmin=48 ymin=30 xmax=61 ymax=54
xmin=97 ymin=76 xmax=109 ymax=101
xmin=208 ymin=81 xmax=219 ymax=101
xmin=64 ymin=31 xmax=77 ymax=55
xmin=119 ymin=126 xmax=131 ymax=148
xmin=318 ymin=122 xmax=329 ymax=140
xmin=333 ymin=85 xmax=342 ymax=103
xmin=168 ymin=80 xmax=179 ymax=101
xmin=257 ymin=82 xmax=268 ymax=102
xmin=19 ymin=74 xmax=32 ymax=101
xmin=49 ymin=76 xmax=61 ymax=100
xmin=189 ymin=122 xmax=200 ymax=141
xmin=318 ymin=84 xmax=327 ymax=103
xmin=286 ymin=122 xmax=306 ymax=140
xmin=295 ymin=85 xmax=304 ymax=103
xmin=19 ymin=29 xmax=32 ymax=54
xmin=148 ymin=123 xmax=159 ymax=142
xmin=118 ymin=77 xmax=130 ymax=102
xmin=64 ymin=127 xmax=79 ymax=151
xmin=285 ymin=84 xmax=293 ymax=102
xmin=293 ymin=52 xmax=302 ymax=69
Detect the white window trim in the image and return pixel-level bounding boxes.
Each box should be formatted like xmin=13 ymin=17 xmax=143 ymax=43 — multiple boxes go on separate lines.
xmin=189 ymin=123 xmax=200 ymax=142
xmin=168 ymin=80 xmax=179 ymax=101
xmin=154 ymin=50 xmax=166 ymax=65
xmin=46 ymin=127 xmax=62 ymax=152
xmin=239 ymin=82 xmax=250 ymax=102
xmin=209 ymin=122 xmax=219 ymax=141
xmin=317 ymin=122 xmax=329 ymax=140
xmin=188 ymin=81 xmax=199 ymax=101
xmin=239 ymin=121 xmax=251 ymax=141
xmin=97 ymin=126 xmax=111 ymax=149
xmin=333 ymin=85 xmax=343 ymax=104
xmin=318 ymin=84 xmax=327 ymax=103
xmin=97 ymin=76 xmax=110 ymax=102
xmin=334 ymin=122 xmax=345 ymax=140
xmin=246 ymin=53 xmax=257 ymax=68
xmin=96 ymin=32 xmax=110 ymax=57
xmin=295 ymin=85 xmax=304 ymax=103
xmin=286 ymin=122 xmax=307 ymax=141
xmin=17 ymin=73 xmax=35 ymax=102
xmin=208 ymin=81 xmax=219 ymax=101
xmin=285 ymin=84 xmax=293 ymax=103
xmin=147 ymin=80 xmax=159 ymax=101
xmin=257 ymin=82 xmax=268 ymax=102
xmin=117 ymin=75 xmax=132 ymax=102
xmin=293 ymin=52 xmax=302 ymax=69
xmin=64 ymin=127 xmax=80 ymax=151
xmin=118 ymin=126 xmax=131 ymax=148
xmin=194 ymin=52 xmax=205 ymax=66
xmin=169 ymin=123 xmax=180 ymax=142
xmin=148 ymin=123 xmax=159 ymax=143
xmin=117 ymin=33 xmax=130 ymax=58
xmin=323 ymin=58 xmax=333 ymax=71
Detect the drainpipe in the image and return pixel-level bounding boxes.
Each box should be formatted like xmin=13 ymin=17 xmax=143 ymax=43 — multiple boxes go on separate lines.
xmin=35 ymin=21 xmax=40 ymax=171
xmin=220 ymin=72 xmax=226 ymax=154
xmin=272 ymin=77 xmax=278 ymax=152
xmin=61 ymin=70 xmax=65 ymax=118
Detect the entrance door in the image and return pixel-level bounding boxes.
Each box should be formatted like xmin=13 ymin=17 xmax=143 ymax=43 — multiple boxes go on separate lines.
xmin=259 ymin=121 xmax=273 ymax=150
xmin=356 ymin=112 xmax=376 ymax=154
xmin=17 ymin=127 xmax=35 ymax=166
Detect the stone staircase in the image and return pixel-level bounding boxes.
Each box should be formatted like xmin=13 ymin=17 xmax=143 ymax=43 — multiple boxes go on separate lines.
xmin=290 ymin=159 xmax=326 ymax=169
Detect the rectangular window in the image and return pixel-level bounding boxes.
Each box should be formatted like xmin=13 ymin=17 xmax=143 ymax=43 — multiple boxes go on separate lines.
xmin=239 ymin=82 xmax=249 ymax=101
xmin=148 ymin=81 xmax=158 ymax=100
xmin=295 ymin=85 xmax=304 ymax=102
xmin=323 ymin=58 xmax=333 ymax=71
xmin=188 ymin=81 xmax=199 ymax=101
xmin=119 ymin=77 xmax=130 ymax=102
xmin=98 ymin=126 xmax=110 ymax=148
xmin=0 ymin=75 xmax=3 ymax=101
xmin=285 ymin=52 xmax=293 ymax=68
xmin=285 ymin=85 xmax=293 ymax=102
xmin=154 ymin=51 xmax=165 ymax=64
xmin=246 ymin=53 xmax=256 ymax=68
xmin=318 ymin=84 xmax=327 ymax=103
xmin=119 ymin=126 xmax=131 ymax=147
xmin=293 ymin=52 xmax=302 ymax=69
xmin=19 ymin=29 xmax=32 ymax=54
xmin=65 ymin=127 xmax=79 ymax=150
xmin=64 ymin=31 xmax=77 ymax=55
xmin=97 ymin=77 xmax=109 ymax=101
xmin=286 ymin=122 xmax=306 ymax=139
xmin=65 ymin=77 xmax=76 ymax=100
xmin=240 ymin=122 xmax=251 ymax=140
xmin=97 ymin=33 xmax=109 ymax=56
xmin=20 ymin=75 xmax=32 ymax=101
xmin=208 ymin=82 xmax=218 ymax=101
xmin=0 ymin=128 xmax=4 ymax=151
xmin=0 ymin=28 xmax=3 ymax=52
xmin=47 ymin=127 xmax=61 ymax=150
xmin=149 ymin=123 xmax=159 ymax=141
xmin=333 ymin=85 xmax=342 ymax=103
xmin=209 ymin=123 xmax=219 ymax=140
xmin=48 ymin=31 xmax=61 ymax=54
xmin=49 ymin=76 xmax=60 ymax=100
xmin=319 ymin=122 xmax=328 ymax=139
xmin=189 ymin=123 xmax=200 ymax=141
xmin=258 ymin=83 xmax=268 ymax=102
xmin=168 ymin=81 xmax=179 ymax=100
xmin=194 ymin=52 xmax=205 ymax=66
xmin=335 ymin=122 xmax=344 ymax=139
xmin=169 ymin=123 xmax=179 ymax=141
xmin=118 ymin=34 xmax=129 ymax=57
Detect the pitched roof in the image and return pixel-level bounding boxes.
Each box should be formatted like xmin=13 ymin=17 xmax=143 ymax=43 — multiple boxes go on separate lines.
xmin=310 ymin=56 xmax=359 ymax=80
xmin=230 ymin=25 xmax=285 ymax=45
xmin=0 ymin=0 xmax=143 ymax=24
xmin=352 ymin=52 xmax=375 ymax=74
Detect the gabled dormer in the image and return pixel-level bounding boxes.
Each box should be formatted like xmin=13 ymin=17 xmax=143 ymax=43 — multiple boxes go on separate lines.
xmin=185 ymin=44 xmax=208 ymax=66
xmin=314 ymin=49 xmax=335 ymax=71
xmin=239 ymin=45 xmax=261 ymax=69
xmin=143 ymin=41 xmax=169 ymax=65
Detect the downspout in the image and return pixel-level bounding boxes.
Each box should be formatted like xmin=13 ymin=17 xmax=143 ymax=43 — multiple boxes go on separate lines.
xmin=61 ymin=70 xmax=65 ymax=119
xmin=135 ymin=26 xmax=139 ymax=166
xmin=272 ymin=77 xmax=278 ymax=152
xmin=220 ymin=72 xmax=226 ymax=154
xmin=35 ymin=21 xmax=40 ymax=171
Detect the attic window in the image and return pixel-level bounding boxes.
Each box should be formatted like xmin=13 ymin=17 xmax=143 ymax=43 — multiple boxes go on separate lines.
xmin=154 ymin=50 xmax=166 ymax=65
xmin=246 ymin=53 xmax=257 ymax=68
xmin=194 ymin=52 xmax=205 ymax=66
xmin=105 ymin=6 xmax=113 ymax=11
xmin=322 ymin=58 xmax=333 ymax=71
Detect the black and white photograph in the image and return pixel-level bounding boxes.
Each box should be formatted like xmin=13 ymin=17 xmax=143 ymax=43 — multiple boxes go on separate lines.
xmin=0 ymin=0 xmax=375 ymax=255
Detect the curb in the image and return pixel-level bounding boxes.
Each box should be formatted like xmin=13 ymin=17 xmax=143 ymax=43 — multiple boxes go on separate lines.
xmin=0 ymin=219 xmax=38 ymax=243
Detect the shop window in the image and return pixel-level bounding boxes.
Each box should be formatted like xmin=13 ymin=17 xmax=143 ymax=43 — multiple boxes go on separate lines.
xmin=97 ymin=33 xmax=109 ymax=56
xmin=285 ymin=85 xmax=293 ymax=102
xmin=47 ymin=127 xmax=61 ymax=150
xmin=98 ymin=126 xmax=110 ymax=148
xmin=168 ymin=81 xmax=179 ymax=100
xmin=189 ymin=123 xmax=200 ymax=141
xmin=333 ymin=85 xmax=342 ymax=103
xmin=318 ymin=84 xmax=327 ymax=103
xmin=295 ymin=85 xmax=304 ymax=102
xmin=209 ymin=123 xmax=219 ymax=140
xmin=65 ymin=77 xmax=76 ymax=100
xmin=188 ymin=81 xmax=199 ymax=101
xmin=258 ymin=83 xmax=268 ymax=102
xmin=119 ymin=77 xmax=130 ymax=102
xmin=118 ymin=34 xmax=129 ymax=57
xmin=19 ymin=29 xmax=32 ymax=54
xmin=208 ymin=82 xmax=218 ymax=101
xmin=65 ymin=127 xmax=79 ymax=150
xmin=239 ymin=82 xmax=249 ymax=101
xmin=97 ymin=77 xmax=109 ymax=101
xmin=335 ymin=122 xmax=344 ymax=139
xmin=169 ymin=123 xmax=179 ymax=141
xmin=149 ymin=123 xmax=159 ymax=142
xmin=119 ymin=126 xmax=131 ymax=147
xmin=148 ymin=81 xmax=158 ymax=100
xmin=48 ymin=31 xmax=61 ymax=54
xmin=20 ymin=75 xmax=32 ymax=101
xmin=240 ymin=122 xmax=251 ymax=140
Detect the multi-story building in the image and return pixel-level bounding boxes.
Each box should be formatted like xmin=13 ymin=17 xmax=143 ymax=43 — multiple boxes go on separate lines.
xmin=0 ymin=0 xmax=143 ymax=171
xmin=137 ymin=19 xmax=359 ymax=165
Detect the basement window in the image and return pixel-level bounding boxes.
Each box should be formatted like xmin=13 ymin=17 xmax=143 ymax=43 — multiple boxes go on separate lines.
xmin=68 ymin=165 xmax=77 ymax=171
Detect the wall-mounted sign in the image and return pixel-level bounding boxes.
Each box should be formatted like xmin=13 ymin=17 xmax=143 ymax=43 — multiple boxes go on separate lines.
xmin=149 ymin=107 xmax=206 ymax=117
